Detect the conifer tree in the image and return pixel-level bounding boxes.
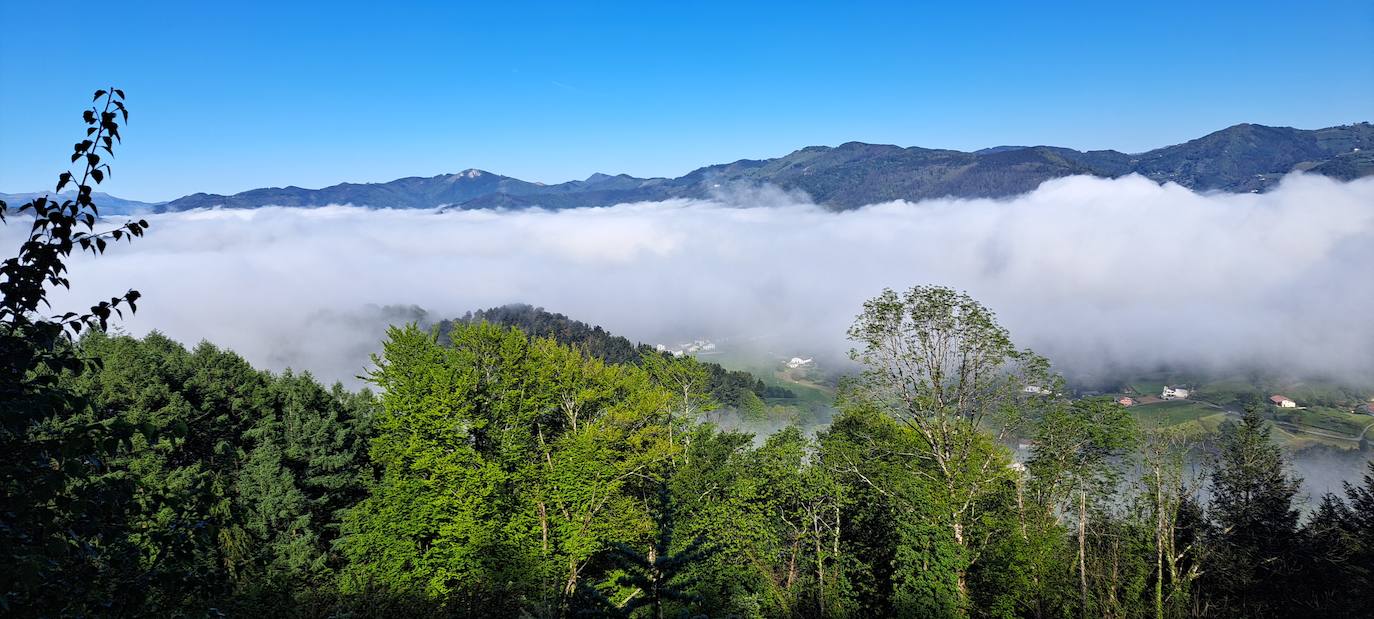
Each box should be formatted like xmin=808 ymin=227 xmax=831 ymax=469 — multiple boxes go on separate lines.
xmin=1203 ymin=410 xmax=1301 ymax=618
xmin=575 ymin=484 xmax=706 ymax=619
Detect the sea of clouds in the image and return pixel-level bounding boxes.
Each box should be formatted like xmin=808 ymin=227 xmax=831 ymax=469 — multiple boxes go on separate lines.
xmin=19 ymin=172 xmax=1374 ymax=388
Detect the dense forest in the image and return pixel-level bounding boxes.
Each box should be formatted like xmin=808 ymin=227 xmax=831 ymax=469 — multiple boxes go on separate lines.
xmin=4 ymin=91 xmax=1373 ymax=619
xmin=440 ymin=304 xmax=796 ymax=410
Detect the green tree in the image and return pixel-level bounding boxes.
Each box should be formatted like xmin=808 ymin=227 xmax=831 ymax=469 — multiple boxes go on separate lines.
xmin=235 ymin=370 xmax=376 ymax=593
xmin=641 ymin=350 xmax=715 ymax=462
xmin=340 ymin=322 xmax=678 ymax=615
xmin=1339 ymin=462 xmax=1374 ymax=608
xmin=1203 ymin=410 xmax=1301 ymax=618
xmin=1136 ymin=429 xmax=1205 ymax=619
xmin=1027 ymin=396 xmax=1136 ymax=619
xmin=0 ymin=88 xmax=149 ymax=615
xmin=844 ymin=285 xmax=1051 ymax=608
xmin=1290 ymin=461 xmax=1374 ymax=617
xmin=667 ymin=424 xmax=778 ymax=615
xmin=574 ymin=484 xmax=706 ymax=619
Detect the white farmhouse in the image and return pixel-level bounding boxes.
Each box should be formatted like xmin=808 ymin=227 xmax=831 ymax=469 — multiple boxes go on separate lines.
xmin=1161 ymin=386 xmax=1190 ymax=400
xmin=1269 ymin=395 xmax=1296 ymax=408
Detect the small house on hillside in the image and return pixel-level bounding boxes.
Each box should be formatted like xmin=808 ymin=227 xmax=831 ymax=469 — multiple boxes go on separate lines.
xmin=1161 ymin=386 xmax=1189 ymax=400
xmin=1117 ymin=397 xmax=1135 ymax=407
xmin=1269 ymin=395 xmax=1296 ymax=408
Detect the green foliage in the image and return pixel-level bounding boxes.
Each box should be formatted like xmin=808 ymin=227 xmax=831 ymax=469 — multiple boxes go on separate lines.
xmin=1201 ymin=410 xmax=1303 ymax=618
xmin=0 ymin=88 xmax=150 ymax=616
xmin=52 ymin=331 xmax=377 ymax=614
xmin=340 ymin=322 xmax=679 ymax=615
xmin=1293 ymin=462 xmax=1374 ymax=616
xmin=444 ymin=304 xmax=794 ymax=407
xmin=1026 ymin=397 xmax=1138 ymax=619
xmin=845 ymin=285 xmax=1055 ymax=612
xmin=821 ymin=404 xmax=1035 ymax=618
xmin=574 ymin=484 xmax=707 ymax=619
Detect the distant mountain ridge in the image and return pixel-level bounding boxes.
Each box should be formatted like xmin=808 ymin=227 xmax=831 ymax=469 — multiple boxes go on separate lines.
xmin=14 ymin=122 xmax=1372 ymax=212
xmin=0 ymin=191 xmax=163 ymax=216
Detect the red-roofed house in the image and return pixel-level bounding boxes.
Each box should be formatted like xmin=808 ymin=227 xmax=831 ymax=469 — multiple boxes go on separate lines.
xmin=1118 ymin=397 xmax=1135 ymax=407
xmin=1270 ymin=395 xmax=1296 ymax=408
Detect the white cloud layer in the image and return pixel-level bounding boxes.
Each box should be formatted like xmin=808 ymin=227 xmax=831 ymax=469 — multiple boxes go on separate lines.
xmin=19 ymin=173 xmax=1374 ymax=387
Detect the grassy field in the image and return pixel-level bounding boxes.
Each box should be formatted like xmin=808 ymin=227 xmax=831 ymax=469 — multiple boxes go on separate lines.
xmin=1130 ymin=399 xmax=1232 ymax=435
xmin=1128 ymin=382 xmax=1168 ymax=399
xmin=713 ymin=360 xmax=1374 ymax=443
xmin=1192 ymin=379 xmax=1257 ymax=406
xmin=1107 ymin=370 xmax=1374 ymax=451
xmin=764 ymin=377 xmax=834 ymax=407
xmin=707 ymin=350 xmax=838 ymax=427
xmin=1271 ymin=406 xmax=1373 ymax=438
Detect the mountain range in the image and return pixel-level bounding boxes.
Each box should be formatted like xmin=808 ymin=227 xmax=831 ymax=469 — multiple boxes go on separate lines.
xmin=6 ymin=122 xmax=1371 ymax=213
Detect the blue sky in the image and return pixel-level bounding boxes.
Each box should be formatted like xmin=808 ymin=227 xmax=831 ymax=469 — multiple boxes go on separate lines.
xmin=3 ymin=0 xmax=1371 ymax=202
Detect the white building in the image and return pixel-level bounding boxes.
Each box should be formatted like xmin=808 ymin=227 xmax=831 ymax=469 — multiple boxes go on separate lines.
xmin=1270 ymin=395 xmax=1296 ymax=408
xmin=786 ymin=357 xmax=814 ymax=369
xmin=1161 ymin=386 xmax=1190 ymax=400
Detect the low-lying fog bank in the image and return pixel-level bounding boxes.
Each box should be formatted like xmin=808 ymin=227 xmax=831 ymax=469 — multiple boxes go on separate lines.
xmin=17 ymin=173 xmax=1374 ymax=391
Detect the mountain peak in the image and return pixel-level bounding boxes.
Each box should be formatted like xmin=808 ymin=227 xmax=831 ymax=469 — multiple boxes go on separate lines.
xmin=974 ymin=146 xmax=1030 ymax=155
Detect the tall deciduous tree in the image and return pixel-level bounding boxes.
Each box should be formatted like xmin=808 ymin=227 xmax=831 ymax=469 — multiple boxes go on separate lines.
xmin=341 ymin=322 xmax=678 ymax=615
xmin=1136 ymin=429 xmax=1205 ymax=619
xmin=1027 ymin=396 xmax=1136 ymax=619
xmin=845 ymin=285 xmax=1051 ymax=604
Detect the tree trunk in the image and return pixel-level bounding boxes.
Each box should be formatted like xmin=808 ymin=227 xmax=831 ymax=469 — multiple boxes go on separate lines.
xmin=1016 ymin=477 xmax=1028 ymax=540
xmin=786 ymin=538 xmax=799 ymax=590
xmin=538 ymin=500 xmax=550 ymax=554
xmin=1079 ymin=489 xmax=1089 ymax=619
xmin=649 ymin=545 xmax=663 ymax=619
xmin=953 ymin=519 xmax=969 ymax=599
xmin=1154 ymin=471 xmax=1164 ymax=619
xmin=814 ymin=510 xmax=825 ymax=617
xmin=565 ymin=558 xmax=579 ymax=596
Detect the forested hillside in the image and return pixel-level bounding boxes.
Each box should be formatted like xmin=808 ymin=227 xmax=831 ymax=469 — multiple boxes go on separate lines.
xmin=439 ymin=304 xmax=795 ymax=411
xmin=12 ymin=306 xmax=1374 ymax=617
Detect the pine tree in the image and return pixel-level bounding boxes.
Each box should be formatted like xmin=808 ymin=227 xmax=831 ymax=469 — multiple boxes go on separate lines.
xmin=574 ymin=484 xmax=706 ymax=619
xmin=1293 ymin=493 xmax=1357 ymax=615
xmin=1203 ymin=410 xmax=1301 ymax=618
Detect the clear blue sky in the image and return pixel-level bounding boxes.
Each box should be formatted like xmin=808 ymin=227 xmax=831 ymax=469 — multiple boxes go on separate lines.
xmin=3 ymin=0 xmax=1371 ymax=202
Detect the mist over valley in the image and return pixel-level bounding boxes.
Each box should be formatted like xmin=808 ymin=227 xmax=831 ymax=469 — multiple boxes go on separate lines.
xmin=5 ymin=4 xmax=1373 ymax=614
